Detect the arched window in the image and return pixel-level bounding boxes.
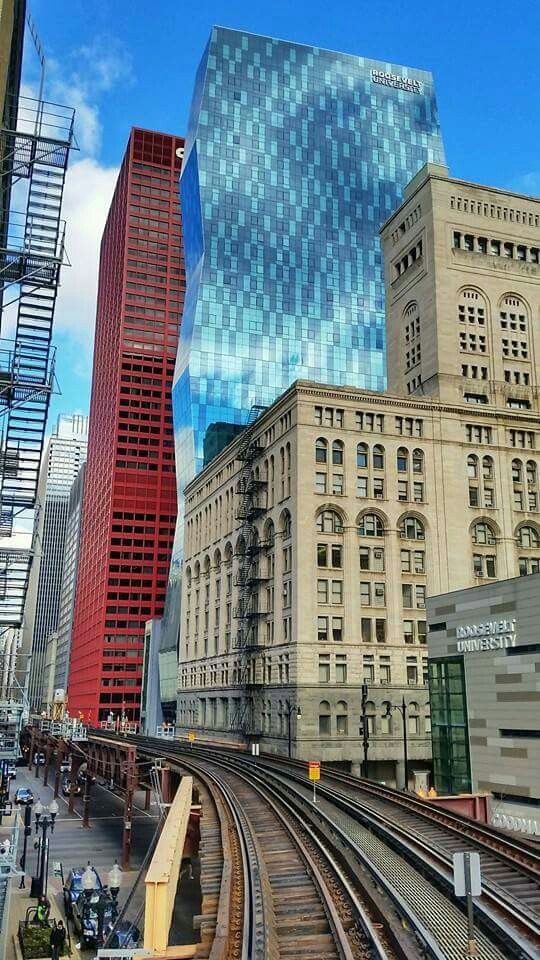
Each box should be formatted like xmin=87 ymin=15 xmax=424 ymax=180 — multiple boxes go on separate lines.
xmin=412 ymin=449 xmax=424 ymax=474
xmin=315 ymin=438 xmax=328 ymax=464
xmin=482 ymin=456 xmax=494 ymax=481
xmin=365 ymin=701 xmax=376 ymax=735
xmin=316 ymin=510 xmax=344 ymax=534
xmin=467 ymin=454 xmax=478 ymax=479
xmin=381 ymin=702 xmax=392 ymax=735
xmin=397 ymin=447 xmax=408 ymax=472
xmin=281 ymin=509 xmax=292 ymax=540
xmin=336 ymin=701 xmax=348 ymax=736
xmin=332 ymin=440 xmax=344 ymax=466
xmin=358 ymin=513 xmax=384 ymax=537
xmin=224 ymin=542 xmax=233 ymax=564
xmin=526 ymin=461 xmax=537 ymax=484
xmin=319 ymin=700 xmax=331 ymax=736
xmin=408 ymin=702 xmax=420 ymax=735
xmin=471 ymin=520 xmax=496 ymax=545
xmin=399 ymin=516 xmax=425 ymax=540
xmin=373 ymin=444 xmax=385 ymax=470
xmin=517 ymin=525 xmax=540 ymax=548
xmin=185 ymin=566 xmax=192 ymax=589
xmin=458 ymin=287 xmax=487 ymax=327
xmin=512 ymin=459 xmax=523 ymax=483
xmin=357 ymin=442 xmax=368 ymax=469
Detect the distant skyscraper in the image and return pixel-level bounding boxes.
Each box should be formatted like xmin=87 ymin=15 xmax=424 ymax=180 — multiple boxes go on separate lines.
xmin=52 ymin=462 xmax=86 ymax=695
xmin=67 ymin=128 xmax=185 ymax=724
xmin=24 ymin=414 xmax=88 ymax=709
xmin=160 ymin=27 xmax=446 ymax=708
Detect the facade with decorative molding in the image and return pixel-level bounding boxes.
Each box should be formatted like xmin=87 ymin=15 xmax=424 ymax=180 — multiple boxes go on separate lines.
xmin=176 ymin=166 xmax=539 ymax=786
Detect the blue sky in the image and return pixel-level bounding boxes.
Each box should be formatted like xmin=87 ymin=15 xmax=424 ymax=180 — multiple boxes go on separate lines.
xmin=26 ymin=0 xmax=540 ymax=425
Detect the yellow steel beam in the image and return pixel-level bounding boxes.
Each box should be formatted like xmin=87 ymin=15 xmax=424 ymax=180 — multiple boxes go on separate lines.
xmin=144 ymin=775 xmax=194 ymax=953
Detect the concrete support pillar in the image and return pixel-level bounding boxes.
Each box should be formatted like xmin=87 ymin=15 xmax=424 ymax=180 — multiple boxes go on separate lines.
xmin=144 ymin=788 xmax=151 ymax=811
xmin=161 ymin=766 xmax=172 ymax=806
xmin=350 ymin=762 xmax=362 ymax=778
xmin=53 ymin=741 xmax=64 ymax=799
xmin=395 ymin=759 xmax=406 ymax=790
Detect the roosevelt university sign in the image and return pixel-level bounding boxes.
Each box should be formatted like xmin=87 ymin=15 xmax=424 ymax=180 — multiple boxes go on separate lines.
xmin=456 ymin=618 xmax=517 ymax=653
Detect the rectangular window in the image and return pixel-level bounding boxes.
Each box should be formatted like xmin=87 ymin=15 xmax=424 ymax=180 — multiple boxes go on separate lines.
xmin=318 ymin=655 xmax=330 ymax=683
xmin=331 ymin=544 xmax=343 ymax=568
xmin=314 ymin=406 xmax=323 ymax=424
xmin=413 ymin=482 xmax=424 ymax=502
xmin=401 ymin=549 xmax=411 ymax=573
xmin=357 ymin=476 xmax=368 ymax=497
xmin=529 ymin=492 xmax=537 ymax=511
xmin=319 ymin=713 xmax=331 ymax=736
xmin=373 ymin=478 xmax=385 ymax=499
xmin=407 ymin=660 xmax=418 ymax=684
xmin=332 ymin=473 xmax=344 ymax=495
xmin=373 ymin=582 xmax=386 ymax=606
xmin=332 ymin=616 xmax=343 ymax=642
xmin=331 ymin=580 xmax=343 ymax=604
xmin=317 ymin=543 xmax=328 ymax=567
xmin=315 ymin=472 xmax=327 ymax=493
xmin=398 ymin=480 xmax=408 ymax=501
xmin=469 ymin=485 xmax=480 ymax=507
xmin=317 ymin=579 xmax=328 ymax=603
xmin=418 ymin=620 xmax=427 ymax=645
xmin=361 ymin=618 xmax=372 ymax=643
xmin=403 ymin=619 xmax=414 ymax=644
xmin=375 ymin=618 xmax=386 ymax=643
xmin=415 ymin=584 xmax=426 ymax=608
xmin=336 ymin=654 xmax=347 ymax=684
xmin=380 ymin=658 xmax=391 ymax=683
xmin=360 ymin=582 xmax=371 ymax=605
xmin=484 ymin=487 xmax=494 ymax=507
xmin=336 ymin=713 xmax=348 ymax=735
xmin=363 ymin=656 xmax=375 ymax=682
xmin=373 ymin=547 xmax=385 ymax=572
xmin=317 ymin=616 xmax=328 ymax=643
xmin=402 ymin=583 xmax=413 ymax=608
xmin=513 ymin=490 xmax=524 ymax=510
xmin=359 ymin=547 xmax=370 ymax=570
xmin=414 ymin=550 xmax=425 ymax=573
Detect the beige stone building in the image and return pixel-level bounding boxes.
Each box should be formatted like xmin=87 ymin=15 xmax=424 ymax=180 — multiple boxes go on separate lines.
xmin=176 ymin=165 xmax=539 ymax=786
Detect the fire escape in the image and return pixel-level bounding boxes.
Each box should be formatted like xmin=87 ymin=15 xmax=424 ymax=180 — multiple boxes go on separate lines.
xmin=0 ymin=96 xmax=75 ymax=628
xmin=230 ymin=405 xmax=268 ymax=739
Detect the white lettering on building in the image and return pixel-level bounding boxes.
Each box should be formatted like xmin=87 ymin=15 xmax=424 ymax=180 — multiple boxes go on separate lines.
xmin=371 ymin=69 xmax=422 ymax=94
xmin=456 ymin=619 xmax=516 ymax=653
xmin=492 ymin=812 xmax=539 ymax=837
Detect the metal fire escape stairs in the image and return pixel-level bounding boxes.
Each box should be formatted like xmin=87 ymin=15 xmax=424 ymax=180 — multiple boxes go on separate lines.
xmin=230 ymin=405 xmax=268 ymax=740
xmin=0 ymin=97 xmax=75 ymax=627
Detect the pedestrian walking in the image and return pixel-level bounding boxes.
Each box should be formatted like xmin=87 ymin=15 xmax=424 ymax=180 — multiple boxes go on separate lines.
xmin=50 ymin=919 xmax=66 ymax=960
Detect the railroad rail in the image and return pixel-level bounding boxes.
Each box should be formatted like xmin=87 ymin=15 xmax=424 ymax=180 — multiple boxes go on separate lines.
xmin=91 ymin=731 xmax=540 ymax=960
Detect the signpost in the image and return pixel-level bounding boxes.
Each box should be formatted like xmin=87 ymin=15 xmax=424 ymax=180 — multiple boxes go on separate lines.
xmin=453 ymin=851 xmax=481 ymax=956
xmin=308 ymin=761 xmax=320 ymax=803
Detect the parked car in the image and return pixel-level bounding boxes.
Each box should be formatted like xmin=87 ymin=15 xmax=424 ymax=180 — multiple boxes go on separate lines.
xmin=60 ymin=759 xmax=71 ymax=773
xmin=14 ymin=787 xmax=33 ymax=805
xmin=7 ymin=765 xmax=16 ymax=780
xmin=71 ymin=889 xmax=109 ymax=945
xmin=63 ymin=867 xmax=102 ymax=919
xmin=61 ymin=779 xmax=81 ymax=797
xmin=107 ymin=920 xmax=141 ymax=949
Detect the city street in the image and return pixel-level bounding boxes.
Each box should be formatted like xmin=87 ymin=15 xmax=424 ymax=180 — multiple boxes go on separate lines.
xmin=5 ymin=765 xmax=160 ymax=950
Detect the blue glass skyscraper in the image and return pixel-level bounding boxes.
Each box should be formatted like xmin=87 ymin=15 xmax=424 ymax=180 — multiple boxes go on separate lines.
xmin=158 ymin=27 xmax=445 ymax=708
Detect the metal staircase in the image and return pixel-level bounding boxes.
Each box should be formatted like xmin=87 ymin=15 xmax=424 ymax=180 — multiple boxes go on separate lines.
xmin=229 ymin=405 xmax=268 ymax=739
xmin=0 ymin=97 xmax=75 ymax=626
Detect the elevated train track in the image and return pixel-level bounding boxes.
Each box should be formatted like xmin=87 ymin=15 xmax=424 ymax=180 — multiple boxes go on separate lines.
xmin=90 ymin=732 xmax=540 ymax=960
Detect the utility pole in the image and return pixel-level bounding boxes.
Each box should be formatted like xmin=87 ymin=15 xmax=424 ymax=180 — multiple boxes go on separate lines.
xmin=360 ymin=683 xmax=369 ymax=778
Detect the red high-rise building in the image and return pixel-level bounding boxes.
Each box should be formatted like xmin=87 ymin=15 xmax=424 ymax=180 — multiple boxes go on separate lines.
xmin=68 ymin=128 xmax=184 ymax=723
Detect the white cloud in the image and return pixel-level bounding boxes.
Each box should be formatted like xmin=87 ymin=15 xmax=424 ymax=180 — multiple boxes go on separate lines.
xmin=55 ymin=157 xmax=118 ymax=345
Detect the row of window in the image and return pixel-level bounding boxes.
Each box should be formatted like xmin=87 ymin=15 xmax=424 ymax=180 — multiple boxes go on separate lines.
xmin=315 ymin=407 xmax=424 ymax=437
xmin=453 ymin=231 xmax=539 ymax=264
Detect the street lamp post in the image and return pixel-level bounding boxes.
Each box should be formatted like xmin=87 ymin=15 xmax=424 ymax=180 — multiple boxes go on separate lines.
xmin=285 ymin=701 xmax=301 ymax=759
xmin=18 ymin=803 xmax=32 ymax=888
xmin=384 ymin=697 xmax=409 ymax=791
xmin=32 ymin=798 xmax=58 ymax=897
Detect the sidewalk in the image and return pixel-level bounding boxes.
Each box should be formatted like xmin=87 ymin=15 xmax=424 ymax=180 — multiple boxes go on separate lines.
xmin=8 ymin=877 xmax=81 ymax=959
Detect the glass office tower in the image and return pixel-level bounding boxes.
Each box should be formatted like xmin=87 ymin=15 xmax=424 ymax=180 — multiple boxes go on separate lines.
xmin=159 ymin=27 xmax=446 ymax=708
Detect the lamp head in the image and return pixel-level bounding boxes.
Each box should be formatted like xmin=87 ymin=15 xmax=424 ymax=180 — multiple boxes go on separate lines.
xmin=384 ymin=704 xmax=392 ymax=719
xmin=108 ymin=860 xmax=121 ymax=896
xmin=34 ymin=799 xmax=43 ymax=821
xmin=49 ymin=798 xmax=59 ymax=823
xmin=296 ymin=706 xmax=302 ymax=720
xmin=81 ymin=863 xmax=96 ymax=896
